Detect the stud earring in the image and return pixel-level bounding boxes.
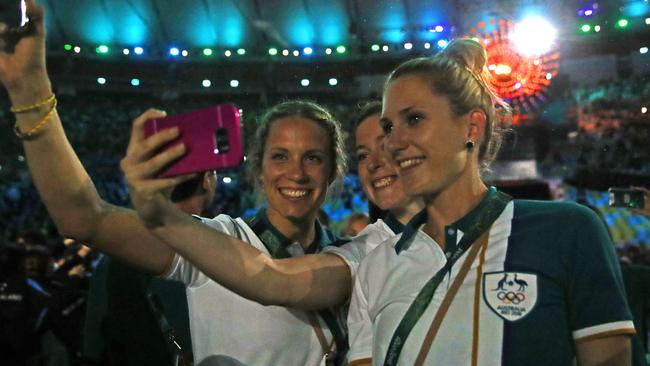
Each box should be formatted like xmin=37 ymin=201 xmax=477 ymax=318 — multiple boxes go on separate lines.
xmin=465 ymin=140 xmax=475 ymax=149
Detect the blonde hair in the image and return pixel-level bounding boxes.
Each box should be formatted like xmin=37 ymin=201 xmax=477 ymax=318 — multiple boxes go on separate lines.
xmin=385 ymin=38 xmax=511 ymax=171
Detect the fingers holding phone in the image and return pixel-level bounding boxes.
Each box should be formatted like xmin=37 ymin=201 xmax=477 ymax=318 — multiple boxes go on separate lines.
xmin=121 ymin=109 xmax=197 ymax=227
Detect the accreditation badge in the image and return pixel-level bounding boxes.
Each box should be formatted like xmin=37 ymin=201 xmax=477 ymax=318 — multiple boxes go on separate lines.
xmin=483 ymin=271 xmax=538 ymax=321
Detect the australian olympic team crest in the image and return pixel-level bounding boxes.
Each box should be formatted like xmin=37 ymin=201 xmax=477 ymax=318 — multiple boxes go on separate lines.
xmin=483 ymin=271 xmax=537 ymax=321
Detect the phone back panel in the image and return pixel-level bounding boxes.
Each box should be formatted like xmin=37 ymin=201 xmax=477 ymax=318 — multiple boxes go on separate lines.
xmin=144 ymin=104 xmax=243 ymax=177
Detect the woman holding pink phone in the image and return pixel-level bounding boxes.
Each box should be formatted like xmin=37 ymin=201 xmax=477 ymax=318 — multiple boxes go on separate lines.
xmin=1 ymin=2 xmax=353 ymax=364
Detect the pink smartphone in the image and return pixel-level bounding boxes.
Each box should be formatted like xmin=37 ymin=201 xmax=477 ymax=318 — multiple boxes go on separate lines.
xmin=144 ymin=104 xmax=243 ymax=177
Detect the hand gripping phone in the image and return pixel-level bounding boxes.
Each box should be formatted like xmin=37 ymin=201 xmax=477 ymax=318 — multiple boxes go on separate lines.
xmin=608 ymin=188 xmax=645 ymax=209
xmin=144 ymin=104 xmax=243 ymax=178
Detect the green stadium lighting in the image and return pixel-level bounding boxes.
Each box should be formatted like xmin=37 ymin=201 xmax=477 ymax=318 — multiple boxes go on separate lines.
xmin=203 ymin=48 xmax=213 ymax=56
xmin=96 ymin=45 xmax=109 ymax=54
xmin=336 ymin=45 xmax=346 ymax=54
xmin=268 ymin=48 xmax=278 ymax=56
xmin=64 ymin=44 xmax=72 ymax=51
xmin=617 ymin=19 xmax=629 ymax=28
xmin=371 ymin=44 xmax=380 ymax=51
xmin=581 ymin=24 xmax=591 ymax=32
xmin=237 ymin=48 xmax=246 ymax=55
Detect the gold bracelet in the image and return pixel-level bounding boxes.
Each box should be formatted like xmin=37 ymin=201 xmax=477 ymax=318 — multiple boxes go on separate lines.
xmin=10 ymin=93 xmax=56 ymax=114
xmin=14 ymin=97 xmax=58 ymax=140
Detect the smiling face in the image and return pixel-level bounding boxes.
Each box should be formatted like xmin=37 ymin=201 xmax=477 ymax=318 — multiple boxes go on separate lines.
xmin=260 ymin=116 xmax=333 ymax=225
xmin=382 ymin=75 xmax=475 ymax=199
xmin=355 ymin=114 xmax=411 ymax=211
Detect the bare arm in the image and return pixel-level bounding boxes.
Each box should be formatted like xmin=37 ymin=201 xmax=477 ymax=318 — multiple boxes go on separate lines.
xmin=0 ymin=0 xmax=180 ymax=274
xmin=120 ymin=102 xmax=352 ymax=309
xmin=575 ymin=335 xmax=631 ymax=366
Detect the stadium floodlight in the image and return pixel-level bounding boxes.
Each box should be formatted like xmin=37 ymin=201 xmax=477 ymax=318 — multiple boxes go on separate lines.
xmin=325 ymin=48 xmax=332 ymax=55
xmin=202 ymin=79 xmax=211 ymax=87
xmin=203 ymin=48 xmax=213 ymax=56
xmin=382 ymin=45 xmax=389 ymax=52
xmin=97 ymin=77 xmax=107 ymax=85
xmin=134 ymin=47 xmax=144 ymax=55
xmin=303 ymin=47 xmax=313 ymax=55
xmin=123 ymin=48 xmax=130 ymax=55
xmin=437 ymin=39 xmax=449 ymax=48
xmin=181 ymin=50 xmax=189 ymax=57
xmin=336 ymin=45 xmax=346 ymax=54
xmin=581 ymin=24 xmax=591 ymax=32
xmin=371 ymin=44 xmax=380 ymax=51
xmin=269 ymin=48 xmax=278 ymax=55
xmin=404 ymin=42 xmax=413 ymax=50
xmin=96 ymin=45 xmax=109 ymax=54
xmin=510 ymin=17 xmax=557 ymax=56
xmin=300 ymin=79 xmax=310 ymax=87
xmin=74 ymin=46 xmax=81 ymax=53
xmin=64 ymin=44 xmax=72 ymax=51
xmin=230 ymin=80 xmax=239 ymax=88
xmin=328 ymin=78 xmax=338 ymax=86
xmin=224 ymin=50 xmax=232 ymax=57
xmin=282 ymin=49 xmax=289 ymax=56
xmin=617 ymin=19 xmax=629 ymax=28
xmin=237 ymin=48 xmax=246 ymax=55
xmin=131 ymin=78 xmax=140 ymax=86
xmin=646 ymin=18 xmax=650 ymax=25
xmin=169 ymin=47 xmax=180 ymax=56
xmin=640 ymin=47 xmax=649 ymax=54
xmin=293 ymin=50 xmax=300 ymax=56
xmin=546 ymin=73 xmax=553 ymax=80
xmin=424 ymin=42 xmax=431 ymax=49
xmin=594 ymin=25 xmax=601 ymax=32
xmin=223 ymin=177 xmax=232 ymax=184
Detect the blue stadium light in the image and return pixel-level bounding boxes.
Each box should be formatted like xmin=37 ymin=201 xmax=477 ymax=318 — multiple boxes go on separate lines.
xmin=134 ymin=47 xmax=144 ymax=55
xmin=303 ymin=47 xmax=313 ymax=55
xmin=437 ymin=39 xmax=449 ymax=48
xmin=300 ymin=79 xmax=310 ymax=87
xmin=169 ymin=47 xmax=180 ymax=56
xmin=131 ymin=78 xmax=140 ymax=86
xmin=435 ymin=25 xmax=444 ymax=32
xmin=97 ymin=77 xmax=107 ymax=85
xmin=202 ymin=79 xmax=212 ymax=87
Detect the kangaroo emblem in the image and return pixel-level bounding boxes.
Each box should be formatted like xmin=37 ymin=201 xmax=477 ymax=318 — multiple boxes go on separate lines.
xmin=493 ymin=273 xmax=511 ymax=291
xmin=514 ymin=274 xmax=528 ymax=291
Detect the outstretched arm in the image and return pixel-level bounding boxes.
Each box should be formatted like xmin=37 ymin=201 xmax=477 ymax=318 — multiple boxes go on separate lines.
xmin=120 ymin=106 xmax=352 ymax=310
xmin=0 ymin=0 xmax=184 ymax=274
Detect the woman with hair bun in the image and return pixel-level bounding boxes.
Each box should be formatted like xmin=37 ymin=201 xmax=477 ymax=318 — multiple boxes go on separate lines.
xmin=347 ymin=39 xmax=635 ymax=365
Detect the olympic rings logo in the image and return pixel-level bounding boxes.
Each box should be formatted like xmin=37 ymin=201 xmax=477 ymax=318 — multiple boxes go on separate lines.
xmin=496 ymin=291 xmax=526 ymax=304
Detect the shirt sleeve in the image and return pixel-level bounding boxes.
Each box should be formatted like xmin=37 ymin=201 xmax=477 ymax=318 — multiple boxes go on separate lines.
xmin=568 ymin=205 xmax=636 ymax=341
xmin=347 ymin=261 xmax=374 ymax=363
xmin=163 ymin=214 xmax=238 ymax=288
